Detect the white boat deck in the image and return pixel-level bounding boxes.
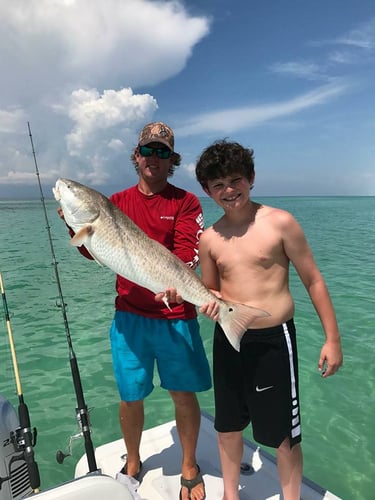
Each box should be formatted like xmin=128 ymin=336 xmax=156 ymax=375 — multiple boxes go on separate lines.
xmin=75 ymin=412 xmax=341 ymax=500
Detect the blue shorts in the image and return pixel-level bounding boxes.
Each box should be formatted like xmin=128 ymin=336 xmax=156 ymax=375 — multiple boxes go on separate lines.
xmin=110 ymin=311 xmax=212 ymax=401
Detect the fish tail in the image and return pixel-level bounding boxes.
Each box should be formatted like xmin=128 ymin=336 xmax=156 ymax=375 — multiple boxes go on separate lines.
xmin=218 ymin=302 xmax=270 ymax=352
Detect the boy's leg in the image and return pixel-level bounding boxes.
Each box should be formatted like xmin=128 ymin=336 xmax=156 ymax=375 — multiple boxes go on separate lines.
xmin=276 ymin=439 xmax=303 ymax=500
xmin=217 ymin=431 xmax=243 ymax=500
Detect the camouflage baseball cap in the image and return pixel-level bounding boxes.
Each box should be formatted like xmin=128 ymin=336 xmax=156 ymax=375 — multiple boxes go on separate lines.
xmin=138 ymin=122 xmax=175 ymax=151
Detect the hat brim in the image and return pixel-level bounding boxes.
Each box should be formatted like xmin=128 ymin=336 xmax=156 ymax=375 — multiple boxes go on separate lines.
xmin=139 ymin=138 xmax=173 ymax=151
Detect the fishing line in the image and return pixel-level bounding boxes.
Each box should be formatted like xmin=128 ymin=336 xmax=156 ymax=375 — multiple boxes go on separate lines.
xmin=27 ymin=122 xmax=98 ymax=473
xmin=0 ymin=272 xmax=40 ymax=493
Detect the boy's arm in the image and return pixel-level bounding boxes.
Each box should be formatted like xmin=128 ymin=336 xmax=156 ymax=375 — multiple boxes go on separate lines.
xmin=305 ymin=278 xmax=343 ymax=377
xmin=282 ymin=212 xmax=343 ymax=377
xmin=198 ymin=230 xmax=221 ymax=320
xmin=199 ymin=230 xmax=220 ymax=290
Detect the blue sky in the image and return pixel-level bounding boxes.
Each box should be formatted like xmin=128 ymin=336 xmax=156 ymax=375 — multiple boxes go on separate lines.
xmin=1 ymin=0 xmax=374 ymax=198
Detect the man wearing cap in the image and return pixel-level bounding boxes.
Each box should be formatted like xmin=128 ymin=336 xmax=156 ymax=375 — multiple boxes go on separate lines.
xmin=107 ymin=122 xmax=211 ymax=500
xmin=59 ymin=122 xmax=210 ymax=497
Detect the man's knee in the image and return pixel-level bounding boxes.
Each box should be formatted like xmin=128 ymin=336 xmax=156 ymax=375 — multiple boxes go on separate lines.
xmin=169 ymin=390 xmax=197 ymax=406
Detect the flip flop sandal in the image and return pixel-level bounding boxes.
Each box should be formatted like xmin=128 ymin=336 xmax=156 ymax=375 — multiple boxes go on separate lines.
xmin=179 ymin=464 xmax=205 ymax=499
xmin=119 ymin=460 xmax=143 ymax=481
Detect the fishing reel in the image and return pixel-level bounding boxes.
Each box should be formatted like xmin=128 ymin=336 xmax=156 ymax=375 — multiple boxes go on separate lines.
xmin=56 ymin=432 xmax=82 ymax=464
xmin=10 ymin=422 xmax=38 ymax=453
xmin=0 ymin=395 xmax=34 ymax=500
xmin=56 ymin=406 xmax=94 ymax=464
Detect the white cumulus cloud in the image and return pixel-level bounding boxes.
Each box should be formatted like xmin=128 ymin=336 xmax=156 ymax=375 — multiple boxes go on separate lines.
xmin=0 ymin=0 xmax=210 ymax=187
xmin=63 ymin=87 xmax=157 ymax=157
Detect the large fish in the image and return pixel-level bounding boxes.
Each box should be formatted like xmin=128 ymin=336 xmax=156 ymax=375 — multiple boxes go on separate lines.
xmin=53 ymin=178 xmax=269 ymax=351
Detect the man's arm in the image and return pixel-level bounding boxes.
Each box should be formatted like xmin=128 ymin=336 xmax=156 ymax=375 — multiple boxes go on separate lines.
xmin=172 ymin=194 xmax=203 ymax=269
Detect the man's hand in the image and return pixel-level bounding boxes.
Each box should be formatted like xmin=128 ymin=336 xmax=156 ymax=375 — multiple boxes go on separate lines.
xmin=155 ymin=288 xmax=183 ymax=306
xmin=57 ymin=207 xmax=65 ymax=220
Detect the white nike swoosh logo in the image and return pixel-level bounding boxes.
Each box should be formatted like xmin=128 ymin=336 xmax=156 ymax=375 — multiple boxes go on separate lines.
xmin=255 ymin=385 xmax=274 ymax=392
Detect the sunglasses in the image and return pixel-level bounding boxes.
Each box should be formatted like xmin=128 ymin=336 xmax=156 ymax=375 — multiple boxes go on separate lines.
xmin=138 ymin=145 xmax=172 ymax=159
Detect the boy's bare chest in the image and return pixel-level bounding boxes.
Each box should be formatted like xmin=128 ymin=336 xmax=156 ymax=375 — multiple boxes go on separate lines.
xmin=212 ymin=225 xmax=283 ymax=271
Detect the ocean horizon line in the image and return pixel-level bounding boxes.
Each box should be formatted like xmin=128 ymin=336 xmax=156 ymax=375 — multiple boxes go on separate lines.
xmin=1 ymin=194 xmax=374 ymax=202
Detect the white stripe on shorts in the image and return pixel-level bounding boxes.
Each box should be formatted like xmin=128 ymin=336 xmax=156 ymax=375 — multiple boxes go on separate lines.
xmin=282 ymin=322 xmax=301 ymax=440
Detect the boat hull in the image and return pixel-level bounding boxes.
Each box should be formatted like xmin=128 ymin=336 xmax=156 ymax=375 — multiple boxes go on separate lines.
xmin=75 ymin=412 xmax=341 ymax=500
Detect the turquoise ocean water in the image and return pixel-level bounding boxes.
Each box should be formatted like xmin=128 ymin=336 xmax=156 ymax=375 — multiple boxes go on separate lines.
xmin=0 ymin=195 xmax=374 ymax=499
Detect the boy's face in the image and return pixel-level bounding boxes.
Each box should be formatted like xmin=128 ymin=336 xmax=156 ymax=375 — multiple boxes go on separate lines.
xmin=205 ymin=173 xmax=254 ymax=209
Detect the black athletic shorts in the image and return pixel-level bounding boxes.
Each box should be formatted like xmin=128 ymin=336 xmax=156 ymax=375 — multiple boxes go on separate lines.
xmin=213 ymin=318 xmax=301 ymax=448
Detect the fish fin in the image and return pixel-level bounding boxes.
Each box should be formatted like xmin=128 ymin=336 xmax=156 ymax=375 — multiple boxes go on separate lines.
xmin=70 ymin=226 xmax=104 ymax=266
xmin=87 ymin=251 xmax=105 ymax=266
xmin=70 ymin=226 xmax=94 ymax=247
xmin=162 ymin=295 xmax=172 ymax=311
xmin=218 ymin=302 xmax=270 ymax=352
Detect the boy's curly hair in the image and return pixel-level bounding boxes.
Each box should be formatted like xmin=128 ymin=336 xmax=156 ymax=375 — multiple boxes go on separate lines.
xmin=195 ymin=139 xmax=255 ymax=190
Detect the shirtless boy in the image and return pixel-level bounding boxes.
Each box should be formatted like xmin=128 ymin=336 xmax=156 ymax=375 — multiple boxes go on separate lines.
xmin=195 ymin=139 xmax=343 ymax=500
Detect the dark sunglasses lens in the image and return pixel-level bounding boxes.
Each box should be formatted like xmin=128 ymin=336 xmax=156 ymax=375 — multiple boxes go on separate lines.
xmin=139 ymin=145 xmax=171 ymax=159
xmin=157 ymin=149 xmax=171 ymax=159
xmin=139 ymin=145 xmax=153 ymax=157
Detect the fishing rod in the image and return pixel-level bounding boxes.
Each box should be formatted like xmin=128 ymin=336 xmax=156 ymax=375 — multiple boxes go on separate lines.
xmin=27 ymin=122 xmax=98 ymax=473
xmin=0 ymin=272 xmax=40 ymax=494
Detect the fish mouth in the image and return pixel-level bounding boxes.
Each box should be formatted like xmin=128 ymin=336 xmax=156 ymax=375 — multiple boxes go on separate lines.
xmin=52 ymin=184 xmax=61 ymax=201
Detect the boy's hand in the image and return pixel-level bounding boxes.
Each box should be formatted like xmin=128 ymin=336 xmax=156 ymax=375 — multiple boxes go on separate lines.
xmin=199 ymin=290 xmax=221 ymax=322
xmin=199 ymin=300 xmax=220 ymax=322
xmin=318 ymin=340 xmax=343 ymax=378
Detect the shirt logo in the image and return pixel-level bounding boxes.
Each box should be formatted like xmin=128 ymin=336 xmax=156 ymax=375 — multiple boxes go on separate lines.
xmin=196 ymin=212 xmax=204 ymax=229
xmin=255 ymin=385 xmax=274 ymax=392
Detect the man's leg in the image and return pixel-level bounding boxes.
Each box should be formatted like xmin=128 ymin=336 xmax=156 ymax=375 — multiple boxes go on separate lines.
xmin=170 ymin=390 xmax=205 ymax=500
xmin=276 ymin=439 xmax=303 ymax=500
xmin=217 ymin=431 xmax=242 ymax=500
xmin=119 ymin=399 xmax=144 ymax=477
